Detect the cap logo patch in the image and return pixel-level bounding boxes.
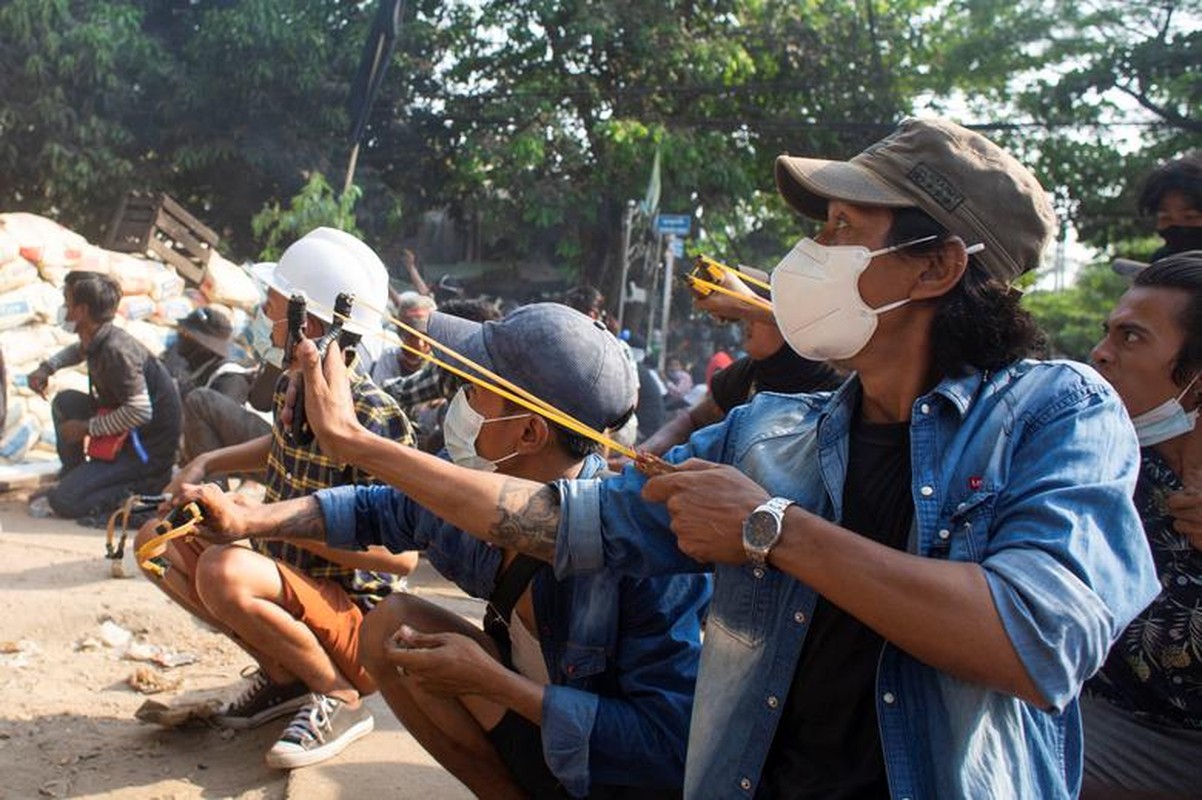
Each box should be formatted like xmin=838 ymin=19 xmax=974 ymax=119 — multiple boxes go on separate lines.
xmin=908 ymin=163 xmax=964 ymax=212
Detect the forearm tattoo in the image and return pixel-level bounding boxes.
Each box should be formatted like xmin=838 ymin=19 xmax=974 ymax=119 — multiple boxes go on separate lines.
xmin=490 ymin=480 xmax=561 ymax=562
xmin=265 ymin=499 xmax=326 ymax=542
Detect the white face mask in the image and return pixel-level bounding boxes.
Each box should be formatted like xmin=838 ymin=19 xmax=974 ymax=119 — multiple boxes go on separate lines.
xmin=249 ymin=306 xmax=285 ymax=369
xmin=770 ymin=235 xmax=939 ymax=361
xmin=1131 ymin=373 xmax=1201 ymax=447
xmin=57 ymin=306 xmax=77 ymax=335
xmin=443 ymin=387 xmax=532 ymax=472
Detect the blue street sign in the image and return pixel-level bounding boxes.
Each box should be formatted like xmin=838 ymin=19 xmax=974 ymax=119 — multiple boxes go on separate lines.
xmin=655 ymin=214 xmax=692 ymax=236
xmin=668 ymin=237 xmax=685 ymax=258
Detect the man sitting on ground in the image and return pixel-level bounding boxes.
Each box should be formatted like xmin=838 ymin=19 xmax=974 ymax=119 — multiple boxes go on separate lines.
xmin=28 ymin=271 xmax=181 ymax=521
xmin=135 ymin=228 xmax=417 ymax=770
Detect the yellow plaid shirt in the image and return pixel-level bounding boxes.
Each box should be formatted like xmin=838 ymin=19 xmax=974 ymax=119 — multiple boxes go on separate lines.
xmin=253 ymin=352 xmax=415 ymax=608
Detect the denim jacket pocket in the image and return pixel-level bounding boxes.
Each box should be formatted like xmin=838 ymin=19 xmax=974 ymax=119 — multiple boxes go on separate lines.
xmin=558 ymin=643 xmax=607 ymax=685
xmin=707 ymin=564 xmax=775 ymax=648
xmin=934 ymin=491 xmax=997 ymax=563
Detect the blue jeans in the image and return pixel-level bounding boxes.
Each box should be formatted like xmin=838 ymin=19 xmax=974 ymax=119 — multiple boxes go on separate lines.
xmin=48 ymin=390 xmax=168 ymax=519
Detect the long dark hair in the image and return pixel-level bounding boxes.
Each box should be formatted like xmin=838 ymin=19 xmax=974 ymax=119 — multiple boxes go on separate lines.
xmin=886 ymin=208 xmax=1046 ymax=376
xmin=1133 ymin=250 xmax=1202 ymax=385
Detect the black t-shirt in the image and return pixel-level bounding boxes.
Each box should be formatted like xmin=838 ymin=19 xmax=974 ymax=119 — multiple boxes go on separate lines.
xmin=709 ymin=345 xmax=841 ymax=413
xmin=761 ymin=415 xmax=913 ymax=800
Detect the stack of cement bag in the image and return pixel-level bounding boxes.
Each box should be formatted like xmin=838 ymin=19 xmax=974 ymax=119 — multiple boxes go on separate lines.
xmin=0 ymin=212 xmax=260 ymax=466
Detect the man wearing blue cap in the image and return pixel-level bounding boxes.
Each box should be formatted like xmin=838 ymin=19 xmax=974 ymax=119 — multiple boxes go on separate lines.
xmin=185 ymin=303 xmax=709 ymax=799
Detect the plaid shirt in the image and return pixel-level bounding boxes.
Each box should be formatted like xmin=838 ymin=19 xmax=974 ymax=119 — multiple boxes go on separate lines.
xmin=381 ymin=362 xmax=459 ymax=416
xmin=254 ymin=352 xmax=415 ymax=609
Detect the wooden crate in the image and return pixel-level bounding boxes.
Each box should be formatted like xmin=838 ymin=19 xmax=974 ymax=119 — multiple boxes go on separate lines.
xmin=104 ymin=193 xmax=220 ymax=284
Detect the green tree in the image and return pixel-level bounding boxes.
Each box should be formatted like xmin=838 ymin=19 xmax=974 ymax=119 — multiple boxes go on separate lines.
xmin=935 ymin=0 xmax=1200 ymax=253
xmin=1023 ymin=260 xmax=1130 ymax=361
xmin=418 ymin=0 xmax=946 ymax=296
xmin=0 ymin=0 xmax=170 ymax=233
xmin=251 ymin=171 xmax=362 ymax=260
xmin=0 ymin=0 xmax=382 ymax=257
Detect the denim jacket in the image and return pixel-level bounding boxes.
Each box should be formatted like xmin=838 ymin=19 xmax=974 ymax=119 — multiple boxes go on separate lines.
xmin=555 ymin=362 xmax=1160 ymax=799
xmin=316 ymin=454 xmax=711 ymax=797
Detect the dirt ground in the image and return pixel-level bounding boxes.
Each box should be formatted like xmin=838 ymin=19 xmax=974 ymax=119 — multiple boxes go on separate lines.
xmin=0 ymin=490 xmax=478 ymax=800
xmin=0 ymin=490 xmax=289 ymax=800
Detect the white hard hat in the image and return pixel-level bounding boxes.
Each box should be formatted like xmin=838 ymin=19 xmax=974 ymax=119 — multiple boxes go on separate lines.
xmin=252 ymin=228 xmax=389 ymax=344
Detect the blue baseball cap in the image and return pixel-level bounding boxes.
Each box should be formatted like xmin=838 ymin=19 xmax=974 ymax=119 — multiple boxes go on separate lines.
xmin=426 ymin=303 xmax=637 ymax=432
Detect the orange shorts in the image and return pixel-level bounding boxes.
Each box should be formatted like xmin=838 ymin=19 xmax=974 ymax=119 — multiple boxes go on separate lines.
xmin=274 ymin=560 xmax=375 ymax=695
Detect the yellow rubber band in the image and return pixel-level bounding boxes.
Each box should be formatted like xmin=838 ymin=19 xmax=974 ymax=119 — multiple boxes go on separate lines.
xmin=686 ymin=277 xmax=774 ymax=313
xmin=695 ymin=255 xmax=771 ymax=291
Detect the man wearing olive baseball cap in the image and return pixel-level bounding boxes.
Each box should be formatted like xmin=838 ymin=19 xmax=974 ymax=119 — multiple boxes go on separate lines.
xmin=254 ymin=119 xmax=1157 ymax=799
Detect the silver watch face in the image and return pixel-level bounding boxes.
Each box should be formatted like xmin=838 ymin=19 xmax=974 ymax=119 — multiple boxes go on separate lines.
xmin=744 ymin=509 xmax=780 ymax=550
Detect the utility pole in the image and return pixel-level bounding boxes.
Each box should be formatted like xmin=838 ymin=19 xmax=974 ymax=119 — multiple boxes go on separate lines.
xmin=617 ymin=200 xmax=636 ymax=331
xmin=657 ymin=236 xmax=676 ymax=374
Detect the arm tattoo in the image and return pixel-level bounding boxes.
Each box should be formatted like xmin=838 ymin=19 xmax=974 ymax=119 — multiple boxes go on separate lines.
xmin=489 ymin=480 xmax=561 ymax=562
xmin=264 ymin=498 xmax=326 ymax=542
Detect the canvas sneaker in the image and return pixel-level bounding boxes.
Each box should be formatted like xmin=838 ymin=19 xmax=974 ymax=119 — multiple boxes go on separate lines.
xmin=213 ymin=668 xmax=309 ymax=730
xmin=264 ymin=693 xmax=374 ymax=770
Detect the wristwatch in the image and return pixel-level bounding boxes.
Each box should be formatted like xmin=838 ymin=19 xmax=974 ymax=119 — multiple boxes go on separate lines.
xmin=742 ymin=497 xmax=794 ymax=567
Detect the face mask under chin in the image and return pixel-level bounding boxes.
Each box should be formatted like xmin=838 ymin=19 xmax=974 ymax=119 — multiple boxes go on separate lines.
xmin=1131 ymin=373 xmax=1201 ymax=447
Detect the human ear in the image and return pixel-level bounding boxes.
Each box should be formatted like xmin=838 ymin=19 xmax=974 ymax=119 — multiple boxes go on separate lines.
xmin=911 ymin=239 xmax=969 ymax=301
xmin=519 ymin=414 xmax=551 ymax=454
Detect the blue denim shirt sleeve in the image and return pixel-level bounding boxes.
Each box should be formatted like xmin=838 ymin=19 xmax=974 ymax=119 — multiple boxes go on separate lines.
xmin=315 ymin=483 xmax=428 ymax=552
xmin=555 ymin=422 xmax=729 ymax=579
xmin=976 ymin=370 xmax=1160 ymax=711
xmin=541 ymin=573 xmax=708 ymax=795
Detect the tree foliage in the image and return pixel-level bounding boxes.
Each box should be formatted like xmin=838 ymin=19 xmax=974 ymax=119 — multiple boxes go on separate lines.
xmin=0 ymin=0 xmax=372 ymax=256
xmin=0 ymin=0 xmax=1197 ymax=297
xmin=1023 ymin=260 xmax=1130 ymax=362
xmin=251 ymin=171 xmax=362 ymax=260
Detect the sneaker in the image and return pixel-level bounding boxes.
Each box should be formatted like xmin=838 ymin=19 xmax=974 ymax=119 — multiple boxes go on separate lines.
xmin=213 ymin=668 xmax=309 ymax=730
xmin=264 ymin=693 xmax=374 ymax=769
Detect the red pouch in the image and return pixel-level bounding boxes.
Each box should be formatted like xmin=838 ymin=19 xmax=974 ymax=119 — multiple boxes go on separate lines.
xmin=85 ymin=408 xmax=129 ymax=462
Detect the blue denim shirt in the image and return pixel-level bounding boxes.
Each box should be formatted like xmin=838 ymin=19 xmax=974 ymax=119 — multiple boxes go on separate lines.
xmin=316 ymin=454 xmax=711 ymax=797
xmin=555 ymin=361 xmax=1160 ymax=799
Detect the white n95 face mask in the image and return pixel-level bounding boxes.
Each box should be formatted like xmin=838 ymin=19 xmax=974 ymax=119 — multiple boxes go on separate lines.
xmin=770 ymin=236 xmax=938 ymax=361
xmin=1131 ymin=373 xmax=1200 ymax=447
xmin=443 ymin=387 xmax=532 ymax=472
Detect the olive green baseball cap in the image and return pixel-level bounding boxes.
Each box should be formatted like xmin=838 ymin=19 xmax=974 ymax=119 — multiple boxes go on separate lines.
xmin=775 ymin=117 xmax=1057 ymax=284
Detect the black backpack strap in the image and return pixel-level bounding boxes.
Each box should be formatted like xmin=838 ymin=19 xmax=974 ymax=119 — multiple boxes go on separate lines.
xmin=483 ymin=554 xmax=544 ymax=669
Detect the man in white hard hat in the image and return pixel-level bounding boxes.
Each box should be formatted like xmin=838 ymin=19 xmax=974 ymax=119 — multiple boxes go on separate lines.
xmin=134 ymin=228 xmax=418 ymax=770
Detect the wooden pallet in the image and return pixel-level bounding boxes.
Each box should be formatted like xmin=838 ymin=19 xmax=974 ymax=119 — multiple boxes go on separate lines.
xmin=104 ymin=193 xmax=220 ymax=284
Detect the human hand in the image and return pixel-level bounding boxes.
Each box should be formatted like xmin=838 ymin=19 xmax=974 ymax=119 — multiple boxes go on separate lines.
xmin=160 ymin=460 xmax=207 ymax=512
xmin=607 ymin=453 xmax=633 ymax=472
xmin=641 ymin=458 xmax=769 ymax=564
xmin=1167 ymin=489 xmax=1202 ymax=550
xmin=386 ymin=625 xmax=505 ymax=696
xmin=692 ymin=269 xmax=759 ymax=322
xmin=59 ymin=419 xmax=90 ymax=444
xmin=27 ymin=367 xmax=49 ymax=398
xmin=175 ymin=482 xmax=248 ymax=543
xmin=282 ymin=339 xmax=364 ymax=463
